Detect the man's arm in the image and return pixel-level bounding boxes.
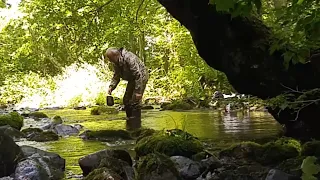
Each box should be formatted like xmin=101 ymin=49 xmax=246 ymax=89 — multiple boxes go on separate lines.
xmin=109 ymin=65 xmax=121 ymax=92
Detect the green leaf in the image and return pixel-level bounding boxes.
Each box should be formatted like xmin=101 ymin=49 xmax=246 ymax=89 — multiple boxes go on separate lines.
xmin=213 ymin=0 xmax=235 ymax=11
xmin=280 ymin=103 xmax=288 ymax=110
xmin=283 ymin=51 xmax=294 ymax=64
xmin=297 ymin=0 xmax=304 ymax=5
xmin=301 ymin=156 xmax=320 ymax=176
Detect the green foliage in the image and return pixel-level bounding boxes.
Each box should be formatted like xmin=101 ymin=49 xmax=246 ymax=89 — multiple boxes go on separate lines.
xmin=95 ymin=91 xmax=107 ymax=106
xmin=0 ymin=112 xmax=24 ymax=130
xmin=301 ymin=156 xmax=320 ymax=180
xmin=302 ymin=141 xmax=320 ymax=157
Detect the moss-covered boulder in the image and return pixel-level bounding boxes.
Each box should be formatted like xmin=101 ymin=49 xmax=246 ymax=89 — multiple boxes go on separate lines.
xmin=27 ymin=131 xmax=59 ymax=142
xmin=80 ymin=130 xmax=133 ymax=142
xmin=52 ymin=115 xmax=63 ymax=125
xmin=83 ymin=167 xmax=122 ymax=180
xmin=90 ymin=106 xmax=119 ymax=115
xmin=0 ymin=131 xmax=24 ymax=177
xmin=135 ymin=130 xmax=204 ymax=158
xmin=219 ymin=138 xmax=301 ymax=165
xmin=0 ymin=112 xmax=24 ymax=130
xmin=161 ymin=100 xmax=193 ymax=110
xmin=29 ymin=112 xmax=48 ymax=119
xmin=276 ymin=156 xmax=305 ymax=177
xmin=21 ymin=128 xmax=43 ymax=137
xmin=137 ymin=153 xmax=181 ymax=180
xmin=79 ymin=149 xmax=133 ymax=176
xmin=0 ymin=125 xmax=25 ymax=141
xmin=301 ymin=140 xmax=320 ymax=158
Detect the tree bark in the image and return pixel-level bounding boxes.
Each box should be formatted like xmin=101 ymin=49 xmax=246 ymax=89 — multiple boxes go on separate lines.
xmin=157 ymin=0 xmax=320 ymax=140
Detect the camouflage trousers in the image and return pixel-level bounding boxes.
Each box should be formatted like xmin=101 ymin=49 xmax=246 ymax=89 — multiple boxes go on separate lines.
xmin=123 ymin=76 xmax=148 ymax=110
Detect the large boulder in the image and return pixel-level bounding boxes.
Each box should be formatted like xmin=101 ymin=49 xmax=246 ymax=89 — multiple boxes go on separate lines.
xmin=27 ymin=131 xmax=59 ymax=142
xmin=0 ymin=112 xmax=24 ymax=130
xmin=135 ymin=129 xmax=204 ymax=158
xmin=20 ymin=146 xmax=65 ymax=171
xmin=14 ymin=153 xmax=64 ymax=180
xmin=0 ymin=131 xmax=24 ymax=177
xmin=0 ymin=125 xmax=24 ymax=141
xmin=137 ymin=153 xmax=180 ymax=180
xmin=28 ymin=112 xmax=48 ymax=120
xmin=78 ymin=149 xmax=133 ymax=177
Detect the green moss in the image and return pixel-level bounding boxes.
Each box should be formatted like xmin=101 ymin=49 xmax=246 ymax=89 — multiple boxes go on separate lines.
xmin=29 ymin=111 xmax=48 ymax=119
xmin=135 ymin=130 xmax=204 ymax=158
xmin=137 ymin=153 xmax=181 ymax=180
xmin=130 ymin=128 xmax=156 ymax=142
xmin=28 ymin=131 xmax=59 ymax=142
xmin=98 ymin=156 xmax=132 ymax=179
xmin=276 ymin=156 xmax=305 ymax=176
xmin=21 ymin=128 xmax=43 ymax=136
xmin=52 ymin=115 xmax=63 ymax=124
xmin=219 ymin=138 xmax=300 ymax=165
xmin=162 ymin=100 xmax=193 ymax=110
xmin=84 ymin=167 xmax=122 ymax=180
xmin=302 ymin=140 xmax=320 ymax=157
xmin=90 ymin=106 xmax=119 ymax=115
xmin=85 ymin=130 xmax=133 ymax=141
xmin=0 ymin=112 xmax=24 ymax=130
xmin=191 ymin=151 xmax=212 ymax=161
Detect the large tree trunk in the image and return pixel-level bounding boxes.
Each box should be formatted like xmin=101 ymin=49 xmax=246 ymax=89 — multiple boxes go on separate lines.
xmin=157 ymin=0 xmax=320 ymax=140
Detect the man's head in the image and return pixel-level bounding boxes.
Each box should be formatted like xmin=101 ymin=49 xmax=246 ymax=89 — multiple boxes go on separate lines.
xmin=104 ymin=47 xmax=120 ymax=63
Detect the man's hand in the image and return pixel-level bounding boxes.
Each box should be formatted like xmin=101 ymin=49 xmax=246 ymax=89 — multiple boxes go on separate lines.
xmin=135 ymin=93 xmax=142 ymax=100
xmin=108 ymin=87 xmax=113 ymax=95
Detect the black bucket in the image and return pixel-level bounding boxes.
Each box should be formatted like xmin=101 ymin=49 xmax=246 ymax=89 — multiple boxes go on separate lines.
xmin=106 ymin=95 xmax=114 ymax=106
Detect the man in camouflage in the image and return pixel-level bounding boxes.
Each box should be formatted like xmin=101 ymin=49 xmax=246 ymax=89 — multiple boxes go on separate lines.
xmin=105 ymin=47 xmax=149 ymax=121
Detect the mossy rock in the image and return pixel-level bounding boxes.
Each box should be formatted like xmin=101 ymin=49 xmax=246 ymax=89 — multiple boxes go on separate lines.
xmin=301 ymin=140 xmax=320 ymax=158
xmin=27 ymin=131 xmax=59 ymax=142
xmin=137 ymin=153 xmax=181 ymax=180
xmin=21 ymin=128 xmax=43 ymax=137
xmin=52 ymin=115 xmax=63 ymax=125
xmin=191 ymin=151 xmax=212 ymax=162
xmin=162 ymin=100 xmax=193 ymax=110
xmin=219 ymin=138 xmax=300 ymax=165
xmin=90 ymin=106 xmax=119 ymax=115
xmin=0 ymin=112 xmax=24 ymax=130
xmin=130 ymin=128 xmax=156 ymax=142
xmin=98 ymin=157 xmax=134 ymax=180
xmin=135 ymin=130 xmax=204 ymax=158
xmin=29 ymin=112 xmax=48 ymax=119
xmin=276 ymin=156 xmax=305 ymax=177
xmin=80 ymin=130 xmax=133 ymax=141
xmin=83 ymin=167 xmax=123 ymax=180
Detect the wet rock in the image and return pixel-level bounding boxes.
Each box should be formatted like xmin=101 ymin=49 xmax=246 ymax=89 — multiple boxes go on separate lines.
xmin=192 ymin=151 xmax=212 ymax=162
xmin=21 ymin=127 xmax=43 ymax=137
xmin=199 ymin=155 xmax=222 ymax=171
xmin=83 ymin=167 xmax=122 ymax=180
xmin=0 ymin=112 xmax=24 ymax=130
xmin=79 ymin=149 xmax=132 ymax=177
xmin=137 ymin=153 xmax=180 ymax=180
xmin=14 ymin=153 xmax=64 ymax=180
xmin=21 ymin=145 xmax=65 ymax=171
xmin=53 ymin=124 xmax=79 ymax=136
xmin=135 ymin=130 xmax=204 ymax=158
xmin=265 ymin=169 xmax=300 ymax=180
xmin=276 ymin=156 xmax=305 ymax=177
xmin=90 ymin=106 xmax=119 ymax=115
xmin=0 ymin=125 xmax=24 ymax=141
xmin=0 ymin=177 xmax=13 ymax=180
xmin=27 ymin=131 xmax=59 ymax=142
xmin=0 ymin=131 xmax=24 ymax=177
xmin=74 ymin=124 xmax=84 ymax=131
xmin=161 ymin=100 xmax=193 ymax=110
xmin=141 ymin=105 xmax=154 ymax=110
xmin=170 ymin=156 xmax=202 ymax=180
xmin=130 ymin=128 xmax=156 ymax=142
xmin=80 ymin=130 xmax=132 ymax=142
xmin=51 ymin=115 xmax=63 ymax=125
xmin=29 ymin=112 xmax=48 ymax=120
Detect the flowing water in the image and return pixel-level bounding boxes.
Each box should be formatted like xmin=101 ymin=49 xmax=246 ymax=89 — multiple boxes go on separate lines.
xmin=17 ymin=108 xmax=283 ymax=179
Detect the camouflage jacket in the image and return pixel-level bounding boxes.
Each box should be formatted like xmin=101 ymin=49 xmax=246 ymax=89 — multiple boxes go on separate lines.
xmin=109 ymin=48 xmax=148 ymax=94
